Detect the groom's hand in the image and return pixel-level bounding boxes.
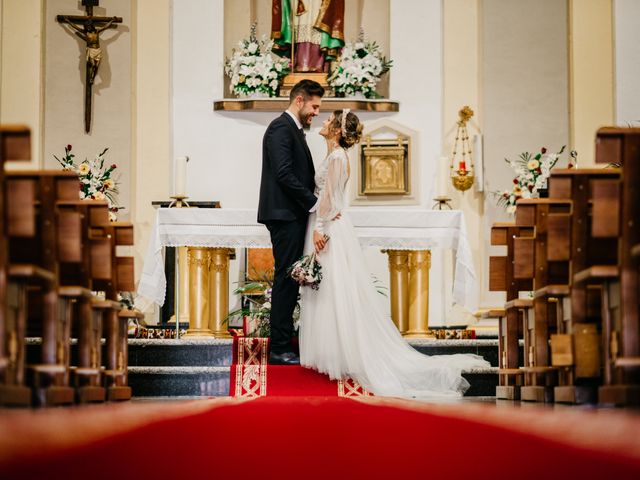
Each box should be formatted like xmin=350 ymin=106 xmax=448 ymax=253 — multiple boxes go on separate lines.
xmin=313 ymin=230 xmax=328 ymax=253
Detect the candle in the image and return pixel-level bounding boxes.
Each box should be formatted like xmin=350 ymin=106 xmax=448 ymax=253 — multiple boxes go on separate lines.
xmin=459 ymin=160 xmax=466 ymax=172
xmin=173 ymin=156 xmax=189 ymax=197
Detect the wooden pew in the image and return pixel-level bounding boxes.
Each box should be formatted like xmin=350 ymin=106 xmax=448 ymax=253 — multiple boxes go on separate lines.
xmin=5 ymin=171 xmax=80 ymax=406
xmin=0 ymin=125 xmax=32 ymax=405
xmin=489 ymin=222 xmax=531 ymax=400
xmin=57 ymin=199 xmax=113 ymax=403
xmin=514 ymin=199 xmax=572 ymax=402
xmin=593 ymin=128 xmax=640 ymax=405
xmin=548 ymin=167 xmax=621 ymax=403
xmin=94 ymin=221 xmax=135 ymax=401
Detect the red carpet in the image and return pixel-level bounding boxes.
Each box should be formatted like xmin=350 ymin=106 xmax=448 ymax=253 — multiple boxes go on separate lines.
xmin=2 ymin=396 xmax=640 ymax=480
xmin=230 ymin=336 xmax=371 ymax=397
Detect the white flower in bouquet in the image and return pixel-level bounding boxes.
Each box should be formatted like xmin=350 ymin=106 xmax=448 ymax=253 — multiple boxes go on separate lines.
xmin=224 ymin=25 xmax=290 ymax=98
xmin=328 ymin=39 xmax=392 ymax=99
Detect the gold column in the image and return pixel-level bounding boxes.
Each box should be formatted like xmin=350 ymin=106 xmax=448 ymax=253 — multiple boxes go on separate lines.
xmin=184 ymin=247 xmax=214 ymax=337
xmin=384 ymin=250 xmax=410 ymax=334
xmin=169 ymin=246 xmax=190 ymax=324
xmin=404 ymin=250 xmax=434 ymax=338
xmin=209 ymin=248 xmax=234 ymax=338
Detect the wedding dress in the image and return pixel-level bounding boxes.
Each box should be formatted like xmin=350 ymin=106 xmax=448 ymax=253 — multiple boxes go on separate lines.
xmin=299 ymin=148 xmax=490 ymax=397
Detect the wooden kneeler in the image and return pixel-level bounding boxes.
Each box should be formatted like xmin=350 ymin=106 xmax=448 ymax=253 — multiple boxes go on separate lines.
xmin=1 ymin=266 xmax=56 ymax=406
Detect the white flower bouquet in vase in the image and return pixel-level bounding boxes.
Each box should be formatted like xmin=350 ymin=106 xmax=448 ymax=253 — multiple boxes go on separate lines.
xmin=493 ymin=146 xmax=577 ymax=214
xmin=54 ymin=144 xmax=122 ymax=221
xmin=328 ymin=37 xmax=392 ymax=99
xmin=224 ymin=24 xmax=290 ymax=99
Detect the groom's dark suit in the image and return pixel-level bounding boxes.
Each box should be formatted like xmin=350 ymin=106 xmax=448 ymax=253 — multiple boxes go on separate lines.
xmin=258 ymin=112 xmax=317 ymax=354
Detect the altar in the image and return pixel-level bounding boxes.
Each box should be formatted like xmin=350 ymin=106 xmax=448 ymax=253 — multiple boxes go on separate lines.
xmin=137 ymin=208 xmax=478 ymax=337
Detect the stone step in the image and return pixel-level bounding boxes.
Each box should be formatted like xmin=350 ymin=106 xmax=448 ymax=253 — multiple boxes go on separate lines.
xmin=128 ymin=339 xmax=233 ymax=367
xmin=126 ymin=338 xmax=501 ymax=367
xmin=128 ymin=366 xmax=230 ymax=397
xmin=127 ymin=366 xmax=499 ymax=398
xmin=25 ymin=338 xmax=501 ymax=397
xmin=408 ymin=339 xmax=499 ymax=367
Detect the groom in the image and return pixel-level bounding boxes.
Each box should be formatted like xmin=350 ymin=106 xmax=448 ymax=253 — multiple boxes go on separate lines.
xmin=257 ymin=79 xmax=325 ymax=365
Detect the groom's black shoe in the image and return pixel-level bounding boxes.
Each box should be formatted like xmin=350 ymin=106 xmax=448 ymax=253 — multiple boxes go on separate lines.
xmin=269 ymin=351 xmax=300 ymax=365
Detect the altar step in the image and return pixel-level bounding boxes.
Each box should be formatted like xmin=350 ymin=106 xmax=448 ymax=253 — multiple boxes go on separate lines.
xmin=126 ymin=338 xmax=500 ymax=398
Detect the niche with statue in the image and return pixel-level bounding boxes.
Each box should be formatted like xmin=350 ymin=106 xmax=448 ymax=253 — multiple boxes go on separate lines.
xmin=222 ymin=0 xmax=391 ymax=99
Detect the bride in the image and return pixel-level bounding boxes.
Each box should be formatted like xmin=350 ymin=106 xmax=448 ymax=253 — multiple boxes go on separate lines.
xmin=299 ymin=109 xmax=490 ymax=398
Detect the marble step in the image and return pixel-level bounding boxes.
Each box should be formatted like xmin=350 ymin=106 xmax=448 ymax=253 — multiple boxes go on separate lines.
xmin=127 ymin=366 xmax=499 ymax=398
xmin=127 ymin=338 xmax=501 ymax=367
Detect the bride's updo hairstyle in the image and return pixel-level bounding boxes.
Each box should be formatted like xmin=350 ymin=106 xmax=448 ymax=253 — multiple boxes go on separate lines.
xmin=332 ymin=109 xmax=363 ymax=149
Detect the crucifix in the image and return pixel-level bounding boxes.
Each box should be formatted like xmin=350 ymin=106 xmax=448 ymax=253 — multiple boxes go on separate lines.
xmin=56 ymin=0 xmax=123 ymax=133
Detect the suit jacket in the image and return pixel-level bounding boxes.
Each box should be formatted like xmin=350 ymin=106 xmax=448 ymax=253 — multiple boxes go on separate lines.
xmin=257 ymin=113 xmax=317 ymax=224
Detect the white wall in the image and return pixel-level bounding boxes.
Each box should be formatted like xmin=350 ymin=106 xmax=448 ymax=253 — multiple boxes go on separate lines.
xmin=614 ymin=0 xmax=640 ymax=125
xmin=0 ymin=0 xmax=43 ymax=168
xmin=482 ymin=0 xmax=570 ymax=194
xmin=172 ymin=0 xmax=452 ymax=324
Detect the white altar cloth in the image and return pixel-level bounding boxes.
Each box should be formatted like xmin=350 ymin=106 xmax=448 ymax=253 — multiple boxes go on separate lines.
xmin=137 ymin=208 xmax=478 ymax=312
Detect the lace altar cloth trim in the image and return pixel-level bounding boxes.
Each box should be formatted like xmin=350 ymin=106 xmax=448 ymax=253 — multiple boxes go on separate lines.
xmin=137 ymin=208 xmax=477 ymax=312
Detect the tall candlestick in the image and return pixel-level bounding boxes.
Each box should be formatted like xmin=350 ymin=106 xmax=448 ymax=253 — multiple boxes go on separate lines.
xmin=173 ymin=156 xmax=189 ymax=197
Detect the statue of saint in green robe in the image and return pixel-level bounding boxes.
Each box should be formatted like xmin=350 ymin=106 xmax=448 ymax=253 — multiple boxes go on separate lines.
xmin=271 ymin=0 xmax=345 ymax=73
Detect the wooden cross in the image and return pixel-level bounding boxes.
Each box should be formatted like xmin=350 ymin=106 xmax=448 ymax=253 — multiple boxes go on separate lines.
xmin=56 ymin=0 xmax=123 ymax=133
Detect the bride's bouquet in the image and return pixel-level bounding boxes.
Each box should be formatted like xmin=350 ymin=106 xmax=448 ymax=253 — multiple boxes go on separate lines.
xmin=288 ymin=253 xmax=323 ymax=290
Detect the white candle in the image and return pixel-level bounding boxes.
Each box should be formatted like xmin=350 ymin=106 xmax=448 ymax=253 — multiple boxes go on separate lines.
xmin=173 ymin=156 xmax=189 ymax=197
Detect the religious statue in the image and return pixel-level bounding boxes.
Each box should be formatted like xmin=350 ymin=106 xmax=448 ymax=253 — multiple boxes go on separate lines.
xmin=58 ymin=16 xmax=119 ymax=85
xmin=55 ymin=0 xmax=122 ymax=133
xmin=271 ymin=0 xmax=345 ymax=73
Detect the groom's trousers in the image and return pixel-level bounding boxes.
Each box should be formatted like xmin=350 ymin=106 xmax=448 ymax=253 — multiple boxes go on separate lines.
xmin=266 ymin=217 xmax=308 ymax=353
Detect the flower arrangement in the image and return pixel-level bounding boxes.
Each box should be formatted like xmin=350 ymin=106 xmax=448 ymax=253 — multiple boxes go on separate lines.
xmin=224 ymin=25 xmax=290 ymax=98
xmin=328 ymin=39 xmax=392 ymax=98
xmin=494 ymin=146 xmax=577 ymax=213
xmin=54 ymin=145 xmax=122 ymax=221
xmin=288 ymin=253 xmax=323 ymax=290
xmin=227 ymin=271 xmax=301 ymax=338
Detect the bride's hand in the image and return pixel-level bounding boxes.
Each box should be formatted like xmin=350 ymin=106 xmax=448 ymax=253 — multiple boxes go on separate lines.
xmin=332 ymin=212 xmax=342 ymax=221
xmin=313 ymin=230 xmax=328 ymax=253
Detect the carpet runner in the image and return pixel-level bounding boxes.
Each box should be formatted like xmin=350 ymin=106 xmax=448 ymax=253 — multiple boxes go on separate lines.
xmin=229 ymin=336 xmax=372 ymax=397
xmin=2 ymin=396 xmax=640 ymax=480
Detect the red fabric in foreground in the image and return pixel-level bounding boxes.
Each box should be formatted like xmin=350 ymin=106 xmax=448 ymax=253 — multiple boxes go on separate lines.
xmin=2 ymin=397 xmax=639 ymax=480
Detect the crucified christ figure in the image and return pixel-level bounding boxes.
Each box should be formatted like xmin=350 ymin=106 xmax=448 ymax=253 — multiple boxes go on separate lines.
xmin=56 ymin=8 xmax=122 ymax=134
xmin=60 ymin=16 xmax=118 ymax=85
